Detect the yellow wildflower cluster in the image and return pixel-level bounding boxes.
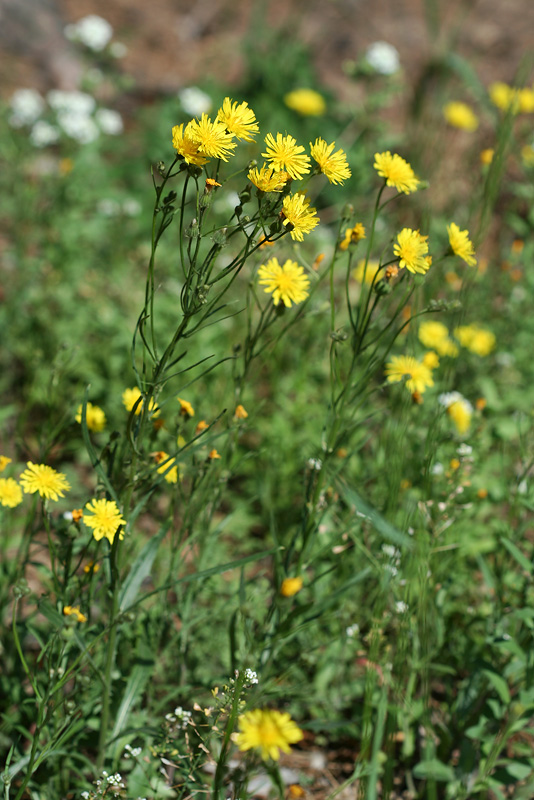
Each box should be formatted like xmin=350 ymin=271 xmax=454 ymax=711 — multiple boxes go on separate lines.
xmin=284 ymin=88 xmax=326 ymax=116
xmin=418 ymin=321 xmax=459 ymax=358
xmin=385 ymin=355 xmax=434 ymax=395
xmin=454 ymin=324 xmax=496 ymax=357
xmin=443 ymin=102 xmax=479 ymax=131
xmin=489 ymin=82 xmax=534 ymax=114
xmin=236 ymin=708 xmax=303 ymax=761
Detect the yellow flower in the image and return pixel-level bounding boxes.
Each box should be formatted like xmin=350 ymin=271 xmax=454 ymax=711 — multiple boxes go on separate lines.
xmin=310 ymin=138 xmax=351 ymax=185
xmin=522 ymin=145 xmax=534 ymax=166
xmin=448 ymin=400 xmax=472 ymax=435
xmin=480 ymin=148 xmax=494 ymax=165
xmin=488 ymin=82 xmax=534 ymax=114
xmin=262 ymin=133 xmax=311 ymax=180
xmin=373 ymin=151 xmax=419 ymax=194
xmin=393 ymin=228 xmax=430 ymax=274
xmin=418 ymin=321 xmax=459 ymax=357
xmin=443 ymin=101 xmax=479 ymax=131
xmin=236 ymin=709 xmax=303 ymax=761
xmin=122 ymin=387 xmax=160 ymax=417
xmin=284 ymin=88 xmax=326 ymax=116
xmin=172 ymin=123 xmax=209 ymax=166
xmin=447 ymin=223 xmax=477 ymax=267
xmin=385 ymin=355 xmax=434 ymax=394
xmin=71 ymin=508 xmax=83 ymax=523
xmin=281 ymin=193 xmax=319 ymax=241
xmin=83 ymin=560 xmax=100 ymax=574
xmin=20 ymin=462 xmax=70 ymax=502
xmin=234 ymin=404 xmax=248 ymax=420
xmin=450 ymin=457 xmax=461 ymax=470
xmin=217 ymin=97 xmax=259 ymax=141
xmin=281 ymin=577 xmax=303 ymax=597
xmin=340 ymin=224 xmax=366 ymax=251
xmin=187 ymin=113 xmax=237 ymax=161
xmin=153 ymin=451 xmax=178 ymax=484
xmin=76 ymin=402 xmax=106 ymax=432
xmin=0 ymin=455 xmax=12 ymax=473
xmin=248 ymin=164 xmax=288 ymax=192
xmin=352 ymin=259 xmax=381 ymax=285
xmin=454 ymin=325 xmax=495 ymax=356
xmin=195 ymin=419 xmax=209 ymax=435
xmin=208 ymin=449 xmax=221 ymax=460
xmin=518 ymin=87 xmax=534 ymax=113
xmin=258 ymin=258 xmax=310 ymax=307
xmin=63 ymin=605 xmax=87 ymax=623
xmin=83 ymin=498 xmax=126 ymax=545
xmin=177 ymin=397 xmax=195 ymax=417
xmin=422 ymin=351 xmax=440 ymax=369
xmin=0 ymin=478 xmax=23 ymax=508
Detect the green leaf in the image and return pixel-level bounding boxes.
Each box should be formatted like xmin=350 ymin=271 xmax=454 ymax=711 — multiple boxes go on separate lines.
xmin=501 ymin=537 xmax=532 ymax=574
xmin=111 ymin=656 xmax=155 ymax=742
xmin=119 ymin=524 xmax=169 ymax=611
xmin=482 ymin=668 xmax=511 ymax=705
xmin=413 ymin=759 xmax=455 ymax=782
xmin=336 ymin=481 xmax=414 ymax=549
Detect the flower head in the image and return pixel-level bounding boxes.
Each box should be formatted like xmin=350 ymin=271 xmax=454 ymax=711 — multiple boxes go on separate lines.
xmin=393 ymin=228 xmax=430 ymax=274
xmin=63 ymin=605 xmax=87 ymax=623
xmin=153 ymin=451 xmax=178 ymax=484
xmin=234 ymin=404 xmax=248 ymax=420
xmin=0 ymin=478 xmax=23 ymax=508
xmin=236 ymin=709 xmax=303 ymax=761
xmin=489 ymin=82 xmax=520 ymax=113
xmin=83 ymin=498 xmax=126 ymax=544
xmin=262 ymin=133 xmax=311 ymax=180
xmin=187 ymin=113 xmax=236 ymax=161
xmin=20 ymin=462 xmax=70 ymax=502
xmin=258 ymin=258 xmax=310 ymax=307
xmin=76 ymin=402 xmax=106 ymax=432
xmin=248 ymin=164 xmax=288 ymax=193
xmin=340 ymin=224 xmax=366 ymax=251
xmin=281 ymin=193 xmax=319 ymax=241
xmin=310 ymin=138 xmax=351 ymax=185
xmin=443 ymin=102 xmax=479 ymax=131
xmin=72 ymin=508 xmax=83 ymax=523
xmin=352 ymin=259 xmax=381 ymax=285
xmin=365 ymin=41 xmax=400 ymax=75
xmin=281 ymin=577 xmax=303 ymax=597
xmin=217 ymin=97 xmax=259 ymax=142
xmin=0 ymin=456 xmax=12 ymax=473
xmin=454 ymin=325 xmax=495 ymax=356
xmin=374 ymin=151 xmax=419 ymax=194
xmin=385 ymin=355 xmax=434 ymax=394
xmin=439 ymin=392 xmax=473 ymax=435
xmin=447 ymin=223 xmax=477 ymax=267
xmin=284 ymin=88 xmax=326 ymax=116
xmin=172 ymin=123 xmax=209 ymax=166
xmin=422 ymin=351 xmax=440 ymax=369
xmin=418 ymin=321 xmax=459 ymax=357
xmin=195 ymin=420 xmax=209 ymax=435
xmin=122 ymin=387 xmax=159 ymax=417
xmin=177 ymin=397 xmax=195 ymax=417
xmin=480 ymin=148 xmax=494 ymax=165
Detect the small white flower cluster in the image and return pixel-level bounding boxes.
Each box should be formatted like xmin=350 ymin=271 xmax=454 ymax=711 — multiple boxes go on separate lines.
xmin=244 ymin=668 xmax=259 ymax=685
xmin=346 ymin=623 xmax=359 ymax=637
xmin=382 ymin=543 xmax=401 ymax=578
xmin=123 ymin=743 xmax=142 ymax=758
xmin=457 ymin=443 xmax=473 ymax=457
xmin=165 ymin=705 xmax=192 ymax=730
xmin=9 ymin=89 xmax=44 ymax=128
xmin=97 ymin=198 xmax=141 ymax=217
xmin=178 ymin=87 xmax=212 ymax=117
xmin=395 ymin=600 xmax=409 ymax=614
xmin=365 ymin=41 xmax=400 ymax=75
xmin=307 ymin=457 xmax=322 ymax=471
xmin=431 ymin=462 xmax=444 ymax=476
xmin=64 ymin=15 xmax=113 ymax=52
xmin=82 ymin=770 xmax=126 ymax=799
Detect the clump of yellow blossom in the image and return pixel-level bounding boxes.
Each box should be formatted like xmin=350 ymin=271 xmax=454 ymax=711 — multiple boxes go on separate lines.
xmin=236 ymin=709 xmax=304 ymax=761
xmin=480 ymin=148 xmax=494 ymax=165
xmin=447 ymin=223 xmax=477 ymax=267
xmin=262 ymin=133 xmax=311 ymax=180
xmin=393 ymin=228 xmax=430 ymax=274
xmin=340 ymin=223 xmax=366 ymax=251
xmin=83 ymin=498 xmax=126 ymax=545
xmin=373 ymin=151 xmax=420 ymax=194
xmin=0 ymin=455 xmax=12 ymax=472
xmin=284 ymin=88 xmax=326 ymax=116
xmin=418 ymin=321 xmax=459 ymax=357
xmin=63 ymin=605 xmax=87 ymax=623
xmin=281 ymin=577 xmax=303 ymax=597
xmin=71 ymin=508 xmax=83 ymax=523
xmin=122 ymin=387 xmax=160 ymax=417
xmin=0 ymin=478 xmax=23 ymax=508
xmin=422 ymin=351 xmax=440 ymax=369
xmin=489 ymin=82 xmax=534 ymax=114
xmin=83 ymin=560 xmax=100 ymax=574
xmin=310 ymin=138 xmax=351 ymax=185
xmin=177 ymin=397 xmax=195 ymax=417
xmin=454 ymin=324 xmax=496 ymax=356
xmin=443 ymin=101 xmax=479 ymax=131
xmin=385 ymin=355 xmax=434 ymax=395
xmin=352 ymin=259 xmax=381 ymax=285
xmin=208 ymin=449 xmax=221 ymax=460
xmin=217 ymin=97 xmax=259 ymax=141
xmin=20 ymin=462 xmax=70 ymax=502
xmin=439 ymin=392 xmax=473 ymax=435
xmin=281 ymin=193 xmax=319 ymax=241
xmin=248 ymin=164 xmax=288 ymax=193
xmin=154 ymin=451 xmax=178 ymax=484
xmin=195 ymin=420 xmax=209 ymax=435
xmin=172 ymin=123 xmax=209 ymax=167
xmin=258 ymin=258 xmax=310 ymax=307
xmin=234 ymin=404 xmax=248 ymax=420
xmin=187 ymin=113 xmax=237 ymax=161
xmin=76 ymin=402 xmax=106 ymax=433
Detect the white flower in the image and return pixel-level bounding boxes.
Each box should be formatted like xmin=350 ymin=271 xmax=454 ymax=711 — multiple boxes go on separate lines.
xmin=30 ymin=120 xmax=60 ymax=148
xmin=346 ymin=623 xmax=359 ymax=637
xmin=365 ymin=41 xmax=400 ymax=75
xmin=244 ymin=668 xmax=259 ymax=684
xmin=381 ymin=544 xmax=396 ymax=558
xmin=9 ymin=88 xmax=45 ymax=127
xmin=307 ymin=458 xmax=322 ymax=471
xmin=57 ymin=110 xmax=99 ymax=144
xmin=178 ymin=87 xmax=212 ymax=117
xmin=457 ymin=443 xmax=473 ymax=456
xmin=48 ymin=90 xmax=96 ymax=116
xmin=431 ymin=462 xmax=444 ymax=475
xmin=122 ymin=198 xmax=142 ymax=216
xmin=95 ymin=108 xmax=123 ymax=135
xmin=518 ymin=479 xmax=528 ymax=495
xmin=110 ymin=42 xmax=128 ymax=59
xmin=64 ymin=15 xmax=113 ymax=51
xmin=395 ymin=601 xmax=408 ymax=613
xmin=438 ymin=391 xmax=463 ymax=408
xmin=98 ymin=199 xmax=121 ymax=216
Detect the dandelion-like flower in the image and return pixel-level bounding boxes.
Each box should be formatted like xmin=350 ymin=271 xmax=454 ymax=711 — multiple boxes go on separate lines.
xmin=262 ymin=133 xmax=311 ymax=180
xmin=454 ymin=325 xmax=495 ymax=356
xmin=489 ymin=82 xmax=520 ymax=114
xmin=258 ymin=258 xmax=310 ymax=307
xmin=248 ymin=164 xmax=288 ymax=192
xmin=393 ymin=228 xmax=430 ymax=274
xmin=447 ymin=223 xmax=477 ymax=267
xmin=0 ymin=455 xmax=12 ymax=472
xmin=439 ymin=392 xmax=473 ymax=435
xmin=187 ymin=113 xmax=236 ymax=161
xmin=76 ymin=402 xmax=106 ymax=432
xmin=281 ymin=193 xmax=319 ymax=241
xmin=83 ymin=498 xmax=126 ymax=544
xmin=20 ymin=462 xmax=70 ymax=502
xmin=374 ymin=151 xmax=419 ymax=194
xmin=236 ymin=709 xmax=303 ymax=761
xmin=340 ymin=224 xmax=366 ymax=251
xmin=443 ymin=102 xmax=479 ymax=131
xmin=154 ymin=451 xmax=178 ymax=484
xmin=217 ymin=97 xmax=259 ymax=142
xmin=172 ymin=123 xmax=209 ymax=166
xmin=177 ymin=397 xmax=195 ymax=417
xmin=310 ymin=138 xmax=351 ymax=185
xmin=418 ymin=321 xmax=459 ymax=357
xmin=280 ymin=577 xmax=303 ymax=597
xmin=284 ymin=88 xmax=326 ymax=116
xmin=352 ymin=259 xmax=381 ymax=285
xmin=385 ymin=355 xmax=434 ymax=394
xmin=0 ymin=478 xmax=23 ymax=508
xmin=234 ymin=404 xmax=248 ymax=420
xmin=122 ymin=387 xmax=159 ymax=417
xmin=422 ymin=351 xmax=440 ymax=369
